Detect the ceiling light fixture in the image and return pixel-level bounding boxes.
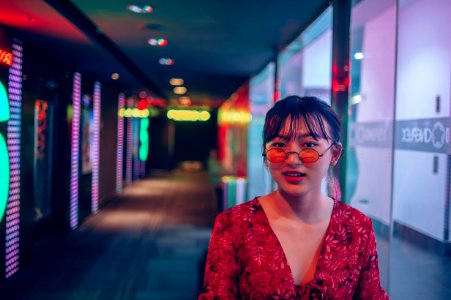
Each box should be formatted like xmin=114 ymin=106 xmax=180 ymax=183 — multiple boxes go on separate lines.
xmin=111 ymin=73 xmax=120 ymax=80
xmin=159 ymin=58 xmax=174 ymax=65
xmin=169 ymin=78 xmax=184 ymax=86
xmin=173 ymin=86 xmax=187 ymax=94
xmin=127 ymin=4 xmax=153 ymax=14
xmin=148 ymin=38 xmax=168 ymax=47
xmin=354 ymin=52 xmax=364 ymax=60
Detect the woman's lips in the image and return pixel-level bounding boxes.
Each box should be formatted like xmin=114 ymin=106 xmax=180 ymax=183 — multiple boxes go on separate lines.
xmin=282 ymin=171 xmax=305 ymax=183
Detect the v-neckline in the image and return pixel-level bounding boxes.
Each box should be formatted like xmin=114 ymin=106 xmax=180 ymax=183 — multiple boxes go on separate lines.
xmin=255 ymin=197 xmax=337 ymax=289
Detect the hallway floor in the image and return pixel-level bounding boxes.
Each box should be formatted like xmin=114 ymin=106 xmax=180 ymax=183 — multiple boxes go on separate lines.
xmin=1 ymin=169 xmax=217 ymax=300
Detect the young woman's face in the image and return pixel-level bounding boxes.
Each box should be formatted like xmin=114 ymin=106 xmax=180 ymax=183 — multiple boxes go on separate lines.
xmin=264 ymin=117 xmax=342 ymax=199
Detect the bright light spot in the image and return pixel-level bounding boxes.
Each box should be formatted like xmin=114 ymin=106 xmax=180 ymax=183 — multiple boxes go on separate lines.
xmin=111 ymin=73 xmax=120 ymax=80
xmin=167 ymin=109 xmax=210 ymax=121
xmin=127 ymin=4 xmax=153 ymax=13
xmin=169 ymin=78 xmax=184 ymax=86
xmin=159 ymin=58 xmax=174 ymax=65
xmin=148 ymin=38 xmax=168 ymax=46
xmin=354 ymin=52 xmax=364 ymax=60
xmin=179 ymin=96 xmax=191 ymax=106
xmin=173 ymin=86 xmax=187 ymax=94
xmin=350 ymin=94 xmax=362 ymax=105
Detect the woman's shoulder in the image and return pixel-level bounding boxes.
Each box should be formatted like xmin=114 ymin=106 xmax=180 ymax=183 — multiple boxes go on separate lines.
xmin=333 ymin=199 xmax=373 ymax=226
xmin=214 ymin=198 xmax=262 ymax=224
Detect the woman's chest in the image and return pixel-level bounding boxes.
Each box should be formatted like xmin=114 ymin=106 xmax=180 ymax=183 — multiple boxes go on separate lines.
xmin=236 ymin=221 xmax=363 ymax=299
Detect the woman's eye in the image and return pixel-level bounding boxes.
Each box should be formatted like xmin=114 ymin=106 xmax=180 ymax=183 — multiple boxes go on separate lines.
xmin=272 ymin=142 xmax=285 ymax=147
xmin=303 ymin=142 xmax=317 ymax=148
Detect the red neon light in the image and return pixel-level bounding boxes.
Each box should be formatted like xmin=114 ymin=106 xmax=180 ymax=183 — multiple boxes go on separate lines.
xmin=0 ymin=49 xmax=13 ymax=67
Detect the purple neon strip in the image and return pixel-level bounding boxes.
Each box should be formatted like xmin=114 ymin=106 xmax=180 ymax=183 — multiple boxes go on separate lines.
xmin=70 ymin=73 xmax=81 ymax=230
xmin=5 ymin=42 xmax=22 ymax=278
xmin=91 ymin=82 xmax=101 ymax=213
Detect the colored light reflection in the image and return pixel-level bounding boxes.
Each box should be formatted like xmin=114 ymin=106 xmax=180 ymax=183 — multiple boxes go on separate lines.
xmin=91 ymin=82 xmax=101 ymax=214
xmin=5 ymin=41 xmax=22 ymax=278
xmin=70 ymin=72 xmax=81 ymax=230
xmin=116 ymin=94 xmax=125 ymax=193
xmin=0 ymin=81 xmax=9 ymax=224
xmin=167 ymin=109 xmax=210 ymax=121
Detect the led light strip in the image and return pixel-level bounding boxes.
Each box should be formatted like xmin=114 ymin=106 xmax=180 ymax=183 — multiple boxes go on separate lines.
xmin=116 ymin=94 xmax=125 ymax=193
xmin=125 ymin=117 xmax=133 ymax=186
xmin=91 ymin=82 xmax=101 ymax=213
xmin=5 ymin=41 xmax=22 ymax=278
xmin=133 ymin=118 xmax=140 ymax=180
xmin=70 ymin=73 xmax=81 ymax=230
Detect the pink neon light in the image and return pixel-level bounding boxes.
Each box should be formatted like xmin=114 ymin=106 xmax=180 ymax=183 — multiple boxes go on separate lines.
xmin=5 ymin=41 xmax=22 ymax=279
xmin=91 ymin=82 xmax=101 ymax=213
xmin=70 ymin=73 xmax=81 ymax=230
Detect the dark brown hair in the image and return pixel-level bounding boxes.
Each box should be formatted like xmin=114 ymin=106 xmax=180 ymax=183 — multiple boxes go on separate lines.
xmin=263 ymin=96 xmax=341 ymax=152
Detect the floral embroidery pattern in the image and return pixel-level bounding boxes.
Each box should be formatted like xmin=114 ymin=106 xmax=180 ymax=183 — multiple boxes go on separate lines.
xmin=199 ymin=198 xmax=389 ymax=299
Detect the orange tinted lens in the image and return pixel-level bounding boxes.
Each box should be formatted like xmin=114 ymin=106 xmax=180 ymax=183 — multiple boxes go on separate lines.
xmin=299 ymin=149 xmax=319 ymax=163
xmin=267 ymin=149 xmax=286 ymax=162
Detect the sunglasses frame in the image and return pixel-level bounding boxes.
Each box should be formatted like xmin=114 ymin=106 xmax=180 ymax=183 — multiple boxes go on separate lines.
xmin=262 ymin=143 xmax=335 ymax=163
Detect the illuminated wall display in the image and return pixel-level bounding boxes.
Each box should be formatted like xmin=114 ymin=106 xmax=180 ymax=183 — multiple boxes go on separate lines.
xmin=116 ymin=94 xmax=125 ymax=193
xmin=91 ymin=82 xmax=101 ymax=213
xmin=0 ymin=49 xmax=13 ymax=67
xmin=5 ymin=41 xmax=22 ymax=278
xmin=118 ymin=107 xmax=150 ymax=118
xmin=70 ymin=73 xmax=81 ymax=230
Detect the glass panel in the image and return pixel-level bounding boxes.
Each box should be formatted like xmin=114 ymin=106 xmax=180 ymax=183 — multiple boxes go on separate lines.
xmin=391 ymin=0 xmax=451 ymax=298
xmin=348 ymin=0 xmax=397 ymax=291
xmin=247 ymin=62 xmax=275 ymax=200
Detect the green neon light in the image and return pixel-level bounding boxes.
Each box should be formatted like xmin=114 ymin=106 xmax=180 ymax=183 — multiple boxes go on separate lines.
xmin=139 ymin=118 xmax=149 ymax=161
xmin=0 ymin=81 xmax=10 ymax=222
xmin=0 ymin=81 xmax=10 ymax=121
xmin=0 ymin=134 xmax=9 ymax=222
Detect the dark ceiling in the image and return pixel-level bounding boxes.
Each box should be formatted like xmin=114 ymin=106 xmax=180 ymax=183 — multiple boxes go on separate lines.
xmin=0 ymin=0 xmax=329 ymax=106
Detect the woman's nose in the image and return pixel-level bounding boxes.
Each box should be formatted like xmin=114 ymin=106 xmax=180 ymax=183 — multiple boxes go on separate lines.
xmin=285 ymin=151 xmax=303 ymax=164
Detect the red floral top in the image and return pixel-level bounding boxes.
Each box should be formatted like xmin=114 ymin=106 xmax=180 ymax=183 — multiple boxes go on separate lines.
xmin=199 ymin=198 xmax=389 ymax=299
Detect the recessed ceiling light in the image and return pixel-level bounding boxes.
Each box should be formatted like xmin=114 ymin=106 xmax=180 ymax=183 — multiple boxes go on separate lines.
xmin=111 ymin=73 xmax=120 ymax=80
xmin=179 ymin=96 xmax=192 ymax=106
xmin=169 ymin=78 xmax=184 ymax=86
xmin=127 ymin=4 xmax=153 ymax=14
xmin=148 ymin=38 xmax=168 ymax=47
xmin=354 ymin=52 xmax=364 ymax=60
xmin=173 ymin=86 xmax=187 ymax=94
xmin=159 ymin=58 xmax=174 ymax=65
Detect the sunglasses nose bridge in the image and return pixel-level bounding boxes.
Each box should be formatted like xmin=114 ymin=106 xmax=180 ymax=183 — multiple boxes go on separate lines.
xmin=285 ymin=151 xmax=303 ymax=163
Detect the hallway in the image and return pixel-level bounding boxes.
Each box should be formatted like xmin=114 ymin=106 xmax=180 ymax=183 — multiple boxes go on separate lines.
xmin=1 ymin=169 xmax=217 ymax=300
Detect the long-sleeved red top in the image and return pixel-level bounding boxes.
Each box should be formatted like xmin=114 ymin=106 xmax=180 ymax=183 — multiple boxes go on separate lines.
xmin=199 ymin=198 xmax=389 ymax=299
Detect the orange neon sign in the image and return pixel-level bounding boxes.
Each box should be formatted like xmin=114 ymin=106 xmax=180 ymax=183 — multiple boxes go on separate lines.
xmin=0 ymin=49 xmax=13 ymax=67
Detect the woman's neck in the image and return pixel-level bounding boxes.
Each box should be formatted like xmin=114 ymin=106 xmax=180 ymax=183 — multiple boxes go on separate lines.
xmin=271 ymin=190 xmax=332 ymax=224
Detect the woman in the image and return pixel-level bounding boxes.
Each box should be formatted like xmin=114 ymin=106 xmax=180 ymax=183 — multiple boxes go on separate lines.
xmin=199 ymin=96 xmax=389 ymax=299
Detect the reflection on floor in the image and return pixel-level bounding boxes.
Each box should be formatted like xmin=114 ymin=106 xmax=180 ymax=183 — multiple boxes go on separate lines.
xmin=1 ymin=169 xmax=217 ymax=300
xmin=1 ymin=168 xmax=451 ymax=299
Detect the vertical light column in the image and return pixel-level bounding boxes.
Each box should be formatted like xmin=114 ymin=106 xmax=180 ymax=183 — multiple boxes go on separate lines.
xmin=125 ymin=117 xmax=133 ymax=186
xmin=91 ymin=82 xmax=101 ymax=213
xmin=5 ymin=41 xmax=22 ymax=278
xmin=70 ymin=73 xmax=81 ymax=230
xmin=116 ymin=93 xmax=124 ymax=193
